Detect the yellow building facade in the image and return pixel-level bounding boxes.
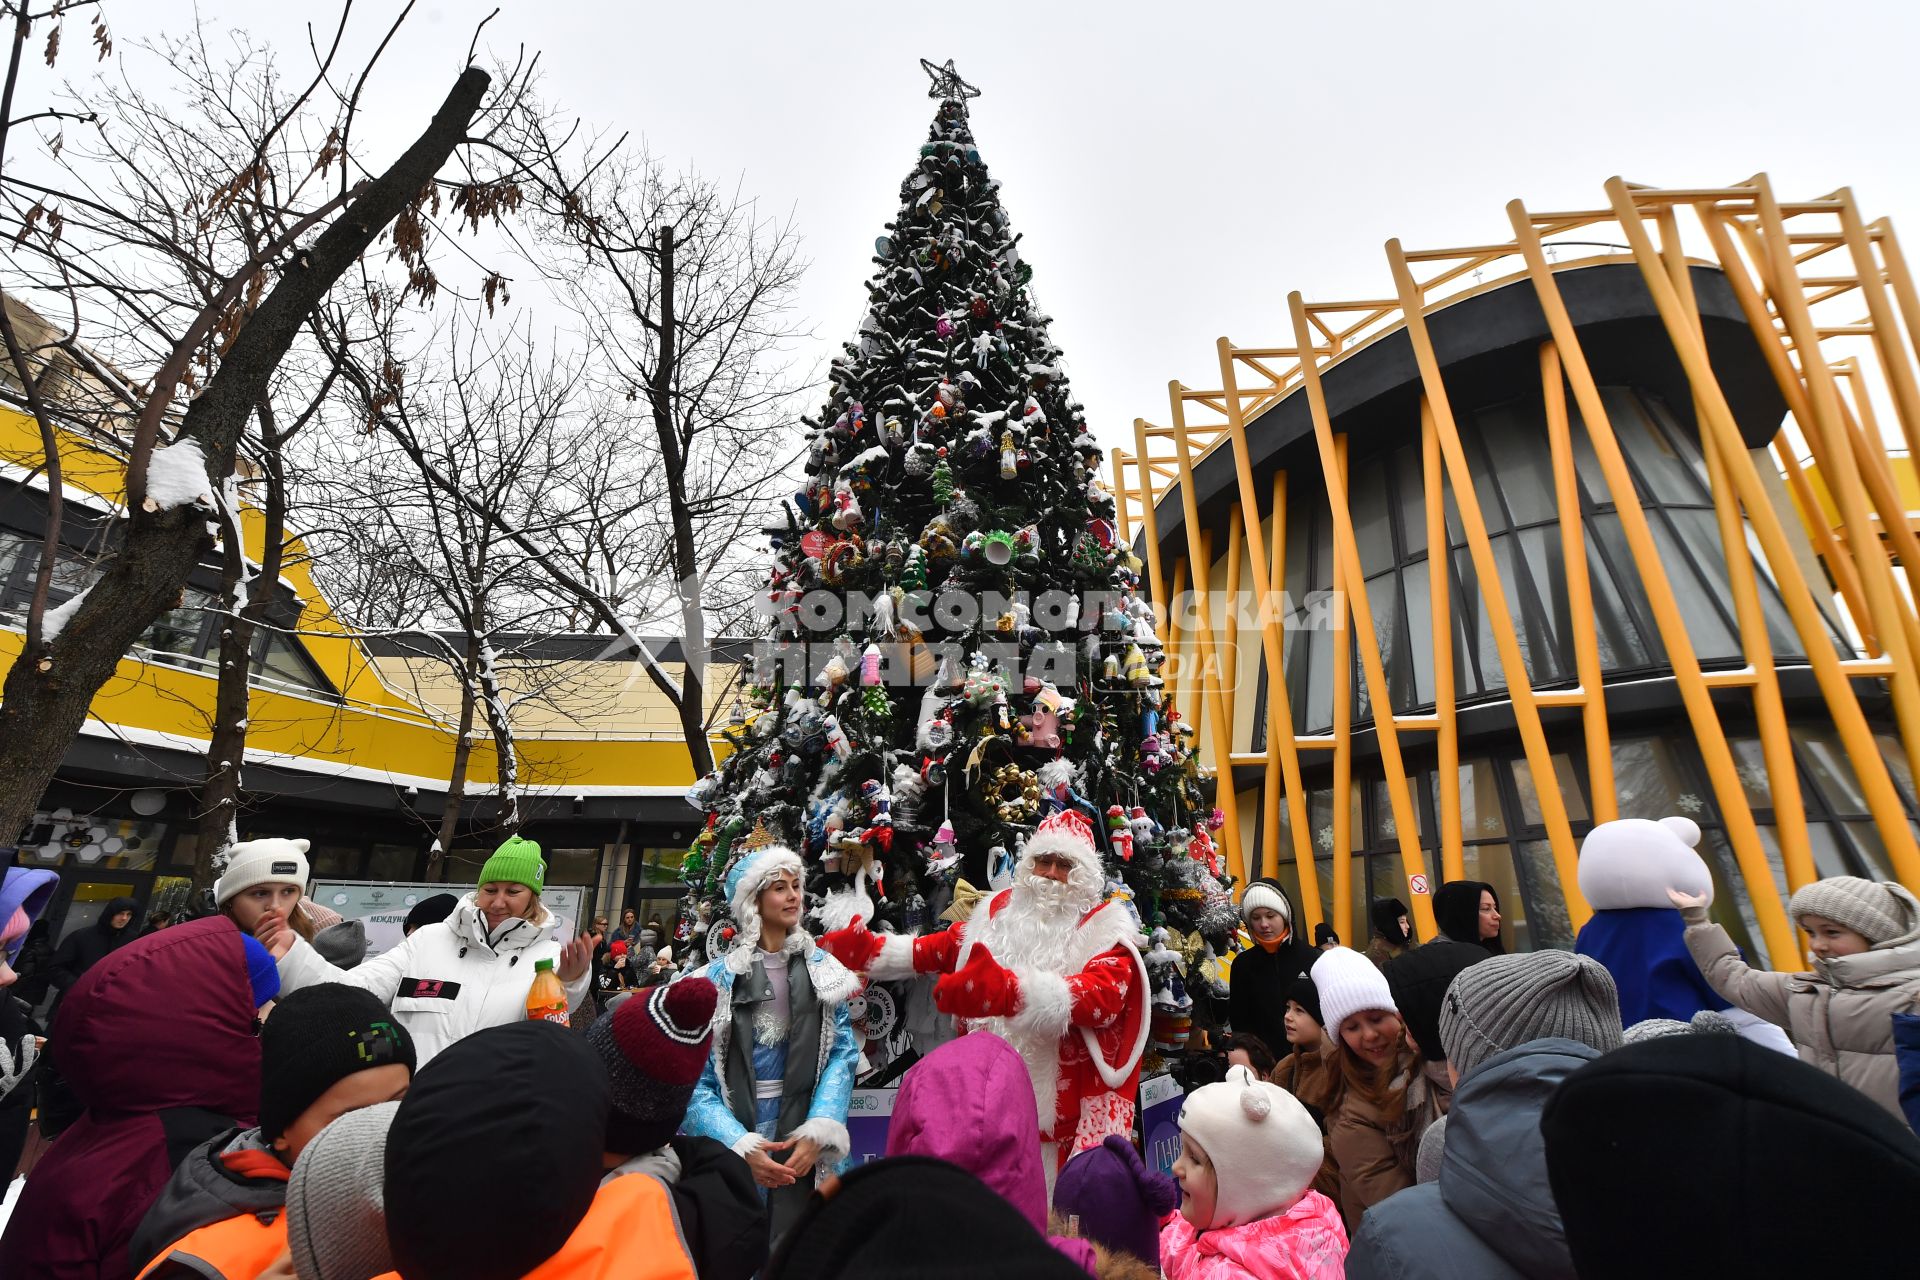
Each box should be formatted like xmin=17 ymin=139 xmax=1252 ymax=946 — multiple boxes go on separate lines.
xmin=1113 ymin=178 xmax=1920 ymax=970
xmin=0 ymin=398 xmax=737 ymax=934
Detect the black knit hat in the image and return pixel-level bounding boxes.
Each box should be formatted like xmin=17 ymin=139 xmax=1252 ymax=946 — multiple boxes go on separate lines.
xmin=1312 ymin=923 xmax=1339 ymax=947
xmin=587 ymin=976 xmax=718 ymax=1154
xmin=1285 ymin=975 xmax=1323 ymax=1029
xmin=767 ymin=1156 xmax=1087 ymax=1280
xmin=1543 ymin=1033 xmax=1920 ymax=1274
xmin=403 ymin=892 xmax=459 ymax=934
xmin=386 ymin=1022 xmax=610 ymax=1280
xmin=260 ymin=984 xmax=416 ymax=1142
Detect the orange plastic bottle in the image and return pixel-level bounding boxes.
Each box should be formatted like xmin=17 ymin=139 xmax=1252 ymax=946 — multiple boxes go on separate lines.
xmin=526 ymin=957 xmax=570 ymax=1025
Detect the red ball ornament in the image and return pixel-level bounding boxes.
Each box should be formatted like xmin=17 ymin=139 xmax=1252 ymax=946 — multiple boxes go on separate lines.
xmin=970 ymin=297 xmax=990 ymax=319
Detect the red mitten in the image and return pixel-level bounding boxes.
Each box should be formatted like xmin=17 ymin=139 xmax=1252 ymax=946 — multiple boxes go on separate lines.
xmin=819 ymin=916 xmax=885 ymax=972
xmin=934 ymin=945 xmax=1021 ymax=1020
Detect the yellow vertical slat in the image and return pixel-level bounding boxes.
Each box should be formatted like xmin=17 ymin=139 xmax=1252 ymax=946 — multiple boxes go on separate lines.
xmin=1424 ymin=402 xmax=1464 ymax=883
xmin=1221 ymin=505 xmax=1245 ymax=744
xmin=1387 ymin=241 xmax=1592 ymax=931
xmin=1167 ymin=386 xmax=1247 ymax=888
xmin=1836 ymin=191 xmax=1920 ymax=462
xmin=1298 ymin=313 xmax=1439 ymax=943
xmin=1655 ymin=208 xmax=1814 ymax=894
xmin=1216 ymin=340 xmax=1320 ymax=905
xmin=1540 ymin=342 xmax=1617 ymax=822
xmin=1133 ymin=419 xmax=1170 ymax=622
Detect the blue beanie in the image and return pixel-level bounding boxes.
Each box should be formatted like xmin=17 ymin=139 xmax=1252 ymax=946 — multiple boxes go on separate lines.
xmin=240 ymin=932 xmax=281 ymax=1008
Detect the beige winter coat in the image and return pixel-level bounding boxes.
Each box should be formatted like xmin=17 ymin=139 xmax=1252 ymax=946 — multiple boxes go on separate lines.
xmin=1683 ymin=886 xmax=1920 ymax=1119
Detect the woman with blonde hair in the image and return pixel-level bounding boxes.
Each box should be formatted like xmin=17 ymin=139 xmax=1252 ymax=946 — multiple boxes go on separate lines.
xmin=259 ymin=835 xmax=590 ymax=1064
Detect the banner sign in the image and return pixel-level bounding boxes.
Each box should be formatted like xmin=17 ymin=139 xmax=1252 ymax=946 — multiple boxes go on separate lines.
xmin=1139 ymin=1072 xmax=1184 ymax=1177
xmin=844 ymin=1087 xmax=898 ymax=1167
xmin=312 ymin=880 xmax=585 ymax=960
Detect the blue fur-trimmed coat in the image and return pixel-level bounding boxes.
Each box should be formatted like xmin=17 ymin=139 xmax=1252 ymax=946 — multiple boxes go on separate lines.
xmin=683 ymin=935 xmax=862 ymax=1186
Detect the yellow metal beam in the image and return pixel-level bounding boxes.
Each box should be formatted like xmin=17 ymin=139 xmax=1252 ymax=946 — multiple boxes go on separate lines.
xmin=1423 ymin=401 xmax=1464 ymax=883
xmin=1292 ymin=296 xmax=1439 ymax=944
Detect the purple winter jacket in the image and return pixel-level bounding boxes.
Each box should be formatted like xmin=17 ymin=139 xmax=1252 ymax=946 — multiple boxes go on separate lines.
xmin=0 ymin=916 xmax=262 ymax=1279
xmin=886 ymin=1031 xmax=1100 ymax=1276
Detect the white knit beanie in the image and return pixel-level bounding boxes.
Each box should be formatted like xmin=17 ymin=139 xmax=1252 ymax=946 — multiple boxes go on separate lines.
xmin=214 ymin=838 xmax=312 ymax=907
xmin=1311 ymin=945 xmax=1397 ymax=1034
xmin=1239 ymin=882 xmax=1291 ymax=927
xmin=1177 ymin=1064 xmax=1323 ymax=1228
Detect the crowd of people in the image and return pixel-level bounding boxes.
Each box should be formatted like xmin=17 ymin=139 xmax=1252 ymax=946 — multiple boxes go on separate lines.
xmin=1 ymin=814 xmax=1919 ymax=1277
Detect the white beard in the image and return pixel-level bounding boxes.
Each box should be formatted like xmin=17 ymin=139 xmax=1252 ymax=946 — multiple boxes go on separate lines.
xmin=967 ymin=874 xmax=1102 ymax=973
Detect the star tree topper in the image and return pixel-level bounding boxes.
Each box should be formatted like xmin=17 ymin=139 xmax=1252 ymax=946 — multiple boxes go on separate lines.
xmin=920 ymin=57 xmax=982 ymax=104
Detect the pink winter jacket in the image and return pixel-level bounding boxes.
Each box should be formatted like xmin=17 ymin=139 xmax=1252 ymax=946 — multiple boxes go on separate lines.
xmin=1159 ymin=1192 xmax=1349 ymax=1280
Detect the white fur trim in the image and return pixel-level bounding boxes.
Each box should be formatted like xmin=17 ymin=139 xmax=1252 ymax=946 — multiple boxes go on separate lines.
xmin=1078 ymin=933 xmax=1150 ymax=1091
xmin=816 ymin=868 xmax=874 ymax=934
xmin=788 ymin=1116 xmax=851 ymax=1163
xmin=1006 ymin=968 xmax=1075 ymax=1040
xmin=868 ymin=933 xmax=920 ymax=981
xmin=730 ymin=1130 xmax=768 ymax=1159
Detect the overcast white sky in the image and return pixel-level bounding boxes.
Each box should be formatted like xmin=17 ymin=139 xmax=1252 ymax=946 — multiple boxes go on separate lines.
xmin=89 ymin=1 xmax=1920 ymax=452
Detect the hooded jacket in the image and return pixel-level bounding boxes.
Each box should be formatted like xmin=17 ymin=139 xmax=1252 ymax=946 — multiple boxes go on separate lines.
xmin=1682 ymin=883 xmax=1920 ymax=1118
xmin=1364 ymin=900 xmax=1411 ymax=971
xmin=886 ymin=1033 xmax=1100 ymax=1275
xmin=1159 ymin=1194 xmax=1348 ymax=1280
xmin=1229 ymin=883 xmax=1312 ymax=1055
xmin=1383 ymin=940 xmax=1489 ymax=1066
xmin=0 ymin=916 xmax=262 ymax=1280
xmin=50 ymin=894 xmax=138 ymax=990
xmin=275 ymin=889 xmax=589 ymax=1064
xmin=1346 ymin=1038 xmax=1599 ymax=1280
xmin=128 ymin=1127 xmax=288 ymax=1279
xmin=1431 ymin=882 xmax=1502 ymax=954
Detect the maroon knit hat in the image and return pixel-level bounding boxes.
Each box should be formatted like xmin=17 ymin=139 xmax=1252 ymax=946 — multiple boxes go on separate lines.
xmin=587 ymin=977 xmax=718 ymax=1154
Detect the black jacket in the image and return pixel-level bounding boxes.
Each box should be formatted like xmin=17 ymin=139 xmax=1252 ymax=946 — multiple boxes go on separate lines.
xmin=663 ymin=1135 xmax=770 ymax=1280
xmin=50 ymin=897 xmax=138 ymax=991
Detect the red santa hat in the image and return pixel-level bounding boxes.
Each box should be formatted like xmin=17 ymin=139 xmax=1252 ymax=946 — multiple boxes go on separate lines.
xmin=1017 ymin=808 xmax=1104 ymax=884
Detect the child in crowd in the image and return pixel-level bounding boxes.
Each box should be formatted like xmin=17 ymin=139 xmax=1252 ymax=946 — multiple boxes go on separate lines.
xmin=130 ymin=984 xmax=416 ymax=1278
xmin=1311 ymin=947 xmax=1441 ymax=1224
xmin=1673 ymin=873 xmax=1920 ymax=1118
xmin=589 ymin=977 xmax=768 ymax=1280
xmin=1266 ymin=976 xmax=1342 ymax=1210
xmin=1054 ymin=1134 xmax=1180 ymax=1277
xmin=1162 ymin=1063 xmax=1347 ymax=1279
xmin=1222 ymin=1032 xmax=1277 ymax=1078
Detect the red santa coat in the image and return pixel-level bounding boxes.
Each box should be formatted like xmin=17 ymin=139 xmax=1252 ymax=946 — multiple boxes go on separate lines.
xmin=873 ymin=888 xmax=1149 ymax=1164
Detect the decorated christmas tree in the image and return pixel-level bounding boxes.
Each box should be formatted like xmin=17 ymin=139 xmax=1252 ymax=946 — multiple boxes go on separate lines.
xmin=680 ymin=60 xmax=1236 ymax=1062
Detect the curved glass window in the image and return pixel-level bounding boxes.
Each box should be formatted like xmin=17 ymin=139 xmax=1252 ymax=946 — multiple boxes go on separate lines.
xmin=1271 ymin=386 xmax=1849 ymax=734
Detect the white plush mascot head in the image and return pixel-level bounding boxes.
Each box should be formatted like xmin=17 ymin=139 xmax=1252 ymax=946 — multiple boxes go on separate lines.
xmin=1576 ymin=816 xmax=1714 ymax=910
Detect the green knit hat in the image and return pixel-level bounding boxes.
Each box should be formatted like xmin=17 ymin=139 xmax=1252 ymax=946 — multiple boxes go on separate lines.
xmin=478 ymin=836 xmax=546 ymax=894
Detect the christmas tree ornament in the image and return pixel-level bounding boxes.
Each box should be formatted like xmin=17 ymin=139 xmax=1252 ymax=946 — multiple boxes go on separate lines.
xmin=970 ymin=296 xmax=990 ymax=320
xmin=875 ymin=234 xmax=894 ymax=257
xmin=936 ymin=315 xmax=954 ymax=338
xmin=982 ymin=529 xmax=1015 ymax=567
xmin=987 ymin=763 xmax=1043 ymax=823
xmin=999 ymin=430 xmax=1018 ymax=479
xmin=1107 ymin=804 xmax=1134 ymax=862
xmin=862 ymin=685 xmax=892 ymax=717
xmin=930 ymin=458 xmax=954 ymax=505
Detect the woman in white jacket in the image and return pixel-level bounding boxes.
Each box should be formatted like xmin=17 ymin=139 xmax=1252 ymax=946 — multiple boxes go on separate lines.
xmin=259 ymin=836 xmax=591 ymax=1064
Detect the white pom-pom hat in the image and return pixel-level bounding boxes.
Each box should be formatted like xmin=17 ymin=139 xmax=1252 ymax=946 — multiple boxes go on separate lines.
xmin=1176 ymin=1063 xmax=1323 ymax=1227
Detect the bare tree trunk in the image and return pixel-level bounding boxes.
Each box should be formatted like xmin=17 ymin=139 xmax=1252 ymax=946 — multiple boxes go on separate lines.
xmin=473 ymin=635 xmax=520 ymax=835
xmin=194 ymin=420 xmax=290 ymax=893
xmin=647 ymin=225 xmax=714 ymax=777
xmin=429 ymin=637 xmax=482 ymax=882
xmin=0 ymin=68 xmax=490 ymax=844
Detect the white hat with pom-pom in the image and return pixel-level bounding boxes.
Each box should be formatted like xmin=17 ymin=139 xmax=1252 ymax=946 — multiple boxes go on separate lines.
xmin=1175 ymin=1063 xmax=1324 ymax=1227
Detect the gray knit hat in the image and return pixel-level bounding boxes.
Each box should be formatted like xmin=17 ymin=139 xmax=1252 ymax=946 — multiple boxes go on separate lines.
xmin=1621 ymin=1010 xmax=1739 ymax=1045
xmin=1787 ymin=876 xmax=1915 ymax=945
xmin=1439 ymin=950 xmax=1623 ymax=1081
xmin=287 ymin=1100 xmax=398 ymax=1280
